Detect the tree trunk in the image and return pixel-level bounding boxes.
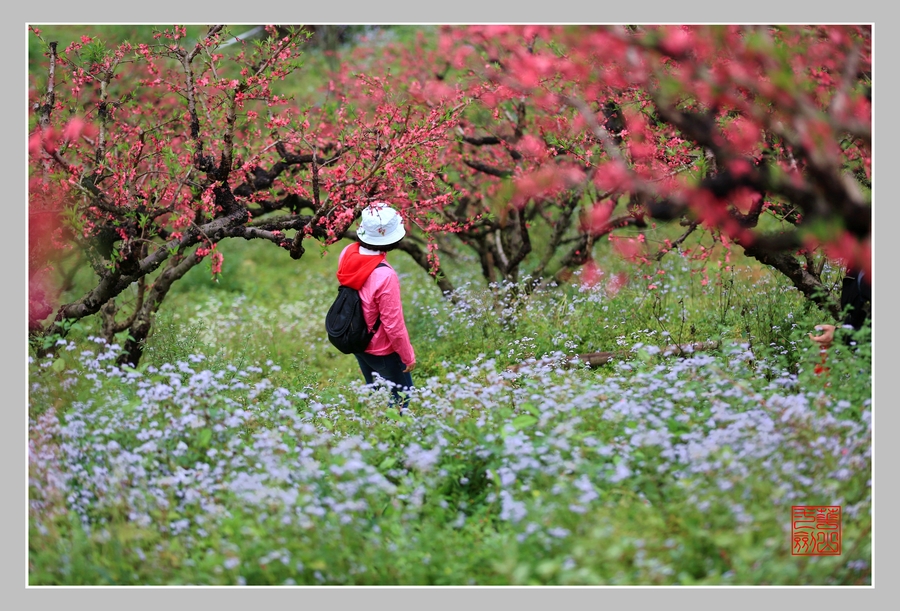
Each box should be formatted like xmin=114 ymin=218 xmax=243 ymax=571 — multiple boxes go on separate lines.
xmin=118 ymin=252 xmax=204 ymax=366
xmin=740 ymin=243 xmax=841 ymax=319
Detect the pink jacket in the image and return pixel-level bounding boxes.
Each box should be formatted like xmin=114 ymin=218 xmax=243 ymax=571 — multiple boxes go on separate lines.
xmin=337 ymin=244 xmax=416 ymax=365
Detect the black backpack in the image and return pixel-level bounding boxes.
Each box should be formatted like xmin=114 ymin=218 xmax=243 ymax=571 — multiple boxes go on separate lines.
xmin=325 ymin=262 xmax=386 ymax=354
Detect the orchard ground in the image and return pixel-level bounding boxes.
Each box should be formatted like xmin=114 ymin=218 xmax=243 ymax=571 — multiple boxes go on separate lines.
xmin=27 ymin=236 xmax=872 ymax=585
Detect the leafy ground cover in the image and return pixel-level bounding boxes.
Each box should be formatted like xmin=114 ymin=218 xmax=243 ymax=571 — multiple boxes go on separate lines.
xmin=27 ymin=238 xmax=872 ymax=585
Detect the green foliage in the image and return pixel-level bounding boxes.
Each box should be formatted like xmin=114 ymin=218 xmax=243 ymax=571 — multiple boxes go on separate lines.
xmin=30 ymin=317 xmax=86 ymax=354
xmin=29 ymin=234 xmax=871 ymax=585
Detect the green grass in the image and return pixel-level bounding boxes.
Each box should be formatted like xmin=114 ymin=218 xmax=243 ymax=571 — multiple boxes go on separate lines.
xmin=28 ymin=230 xmax=871 ymax=585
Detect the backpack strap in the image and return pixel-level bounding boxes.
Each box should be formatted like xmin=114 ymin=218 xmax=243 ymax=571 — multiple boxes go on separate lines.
xmin=370 ymin=261 xmax=388 ymax=334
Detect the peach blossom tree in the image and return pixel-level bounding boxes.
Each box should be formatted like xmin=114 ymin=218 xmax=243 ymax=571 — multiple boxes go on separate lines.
xmin=29 ymin=25 xmax=871 ymax=365
xmin=29 ymin=25 xmax=465 ymax=365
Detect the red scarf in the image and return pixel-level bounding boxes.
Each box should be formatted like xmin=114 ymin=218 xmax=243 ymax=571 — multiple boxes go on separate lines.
xmin=336 ymin=243 xmax=387 ymax=290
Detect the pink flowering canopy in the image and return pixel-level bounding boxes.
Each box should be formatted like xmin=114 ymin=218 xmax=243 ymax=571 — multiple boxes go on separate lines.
xmin=412 ymin=25 xmax=870 ymax=286
xmin=28 ymin=24 xmax=870 ymax=364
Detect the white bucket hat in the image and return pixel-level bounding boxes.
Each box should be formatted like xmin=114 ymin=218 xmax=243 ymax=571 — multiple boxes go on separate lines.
xmin=357 ymin=203 xmax=406 ymax=246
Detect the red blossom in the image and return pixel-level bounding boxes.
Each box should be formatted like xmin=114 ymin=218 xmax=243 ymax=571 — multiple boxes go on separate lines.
xmin=579 ymin=259 xmax=603 ymax=287
xmin=722 ymin=116 xmax=762 ymax=156
xmin=28 ymin=24 xmax=870 ymax=349
xmin=606 ymin=272 xmax=628 ymax=296
xmin=659 ymin=27 xmax=693 ymax=57
xmin=611 ymin=236 xmax=642 ymax=262
xmin=581 ymin=201 xmax=614 ymax=234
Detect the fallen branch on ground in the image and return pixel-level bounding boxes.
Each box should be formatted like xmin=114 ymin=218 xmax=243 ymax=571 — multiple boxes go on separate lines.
xmin=507 ymin=341 xmax=721 ymax=372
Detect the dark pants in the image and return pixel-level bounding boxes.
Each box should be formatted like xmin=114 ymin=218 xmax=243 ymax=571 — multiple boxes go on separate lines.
xmin=354 ymin=351 xmax=414 ymax=409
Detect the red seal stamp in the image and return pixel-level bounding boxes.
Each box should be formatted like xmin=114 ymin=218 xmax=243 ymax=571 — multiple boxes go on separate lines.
xmin=792 ymin=505 xmax=842 ymax=556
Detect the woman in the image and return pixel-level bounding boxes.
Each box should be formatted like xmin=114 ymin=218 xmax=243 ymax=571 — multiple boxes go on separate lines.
xmin=336 ymin=203 xmax=416 ymax=408
xmin=809 ymin=267 xmax=871 ymax=348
